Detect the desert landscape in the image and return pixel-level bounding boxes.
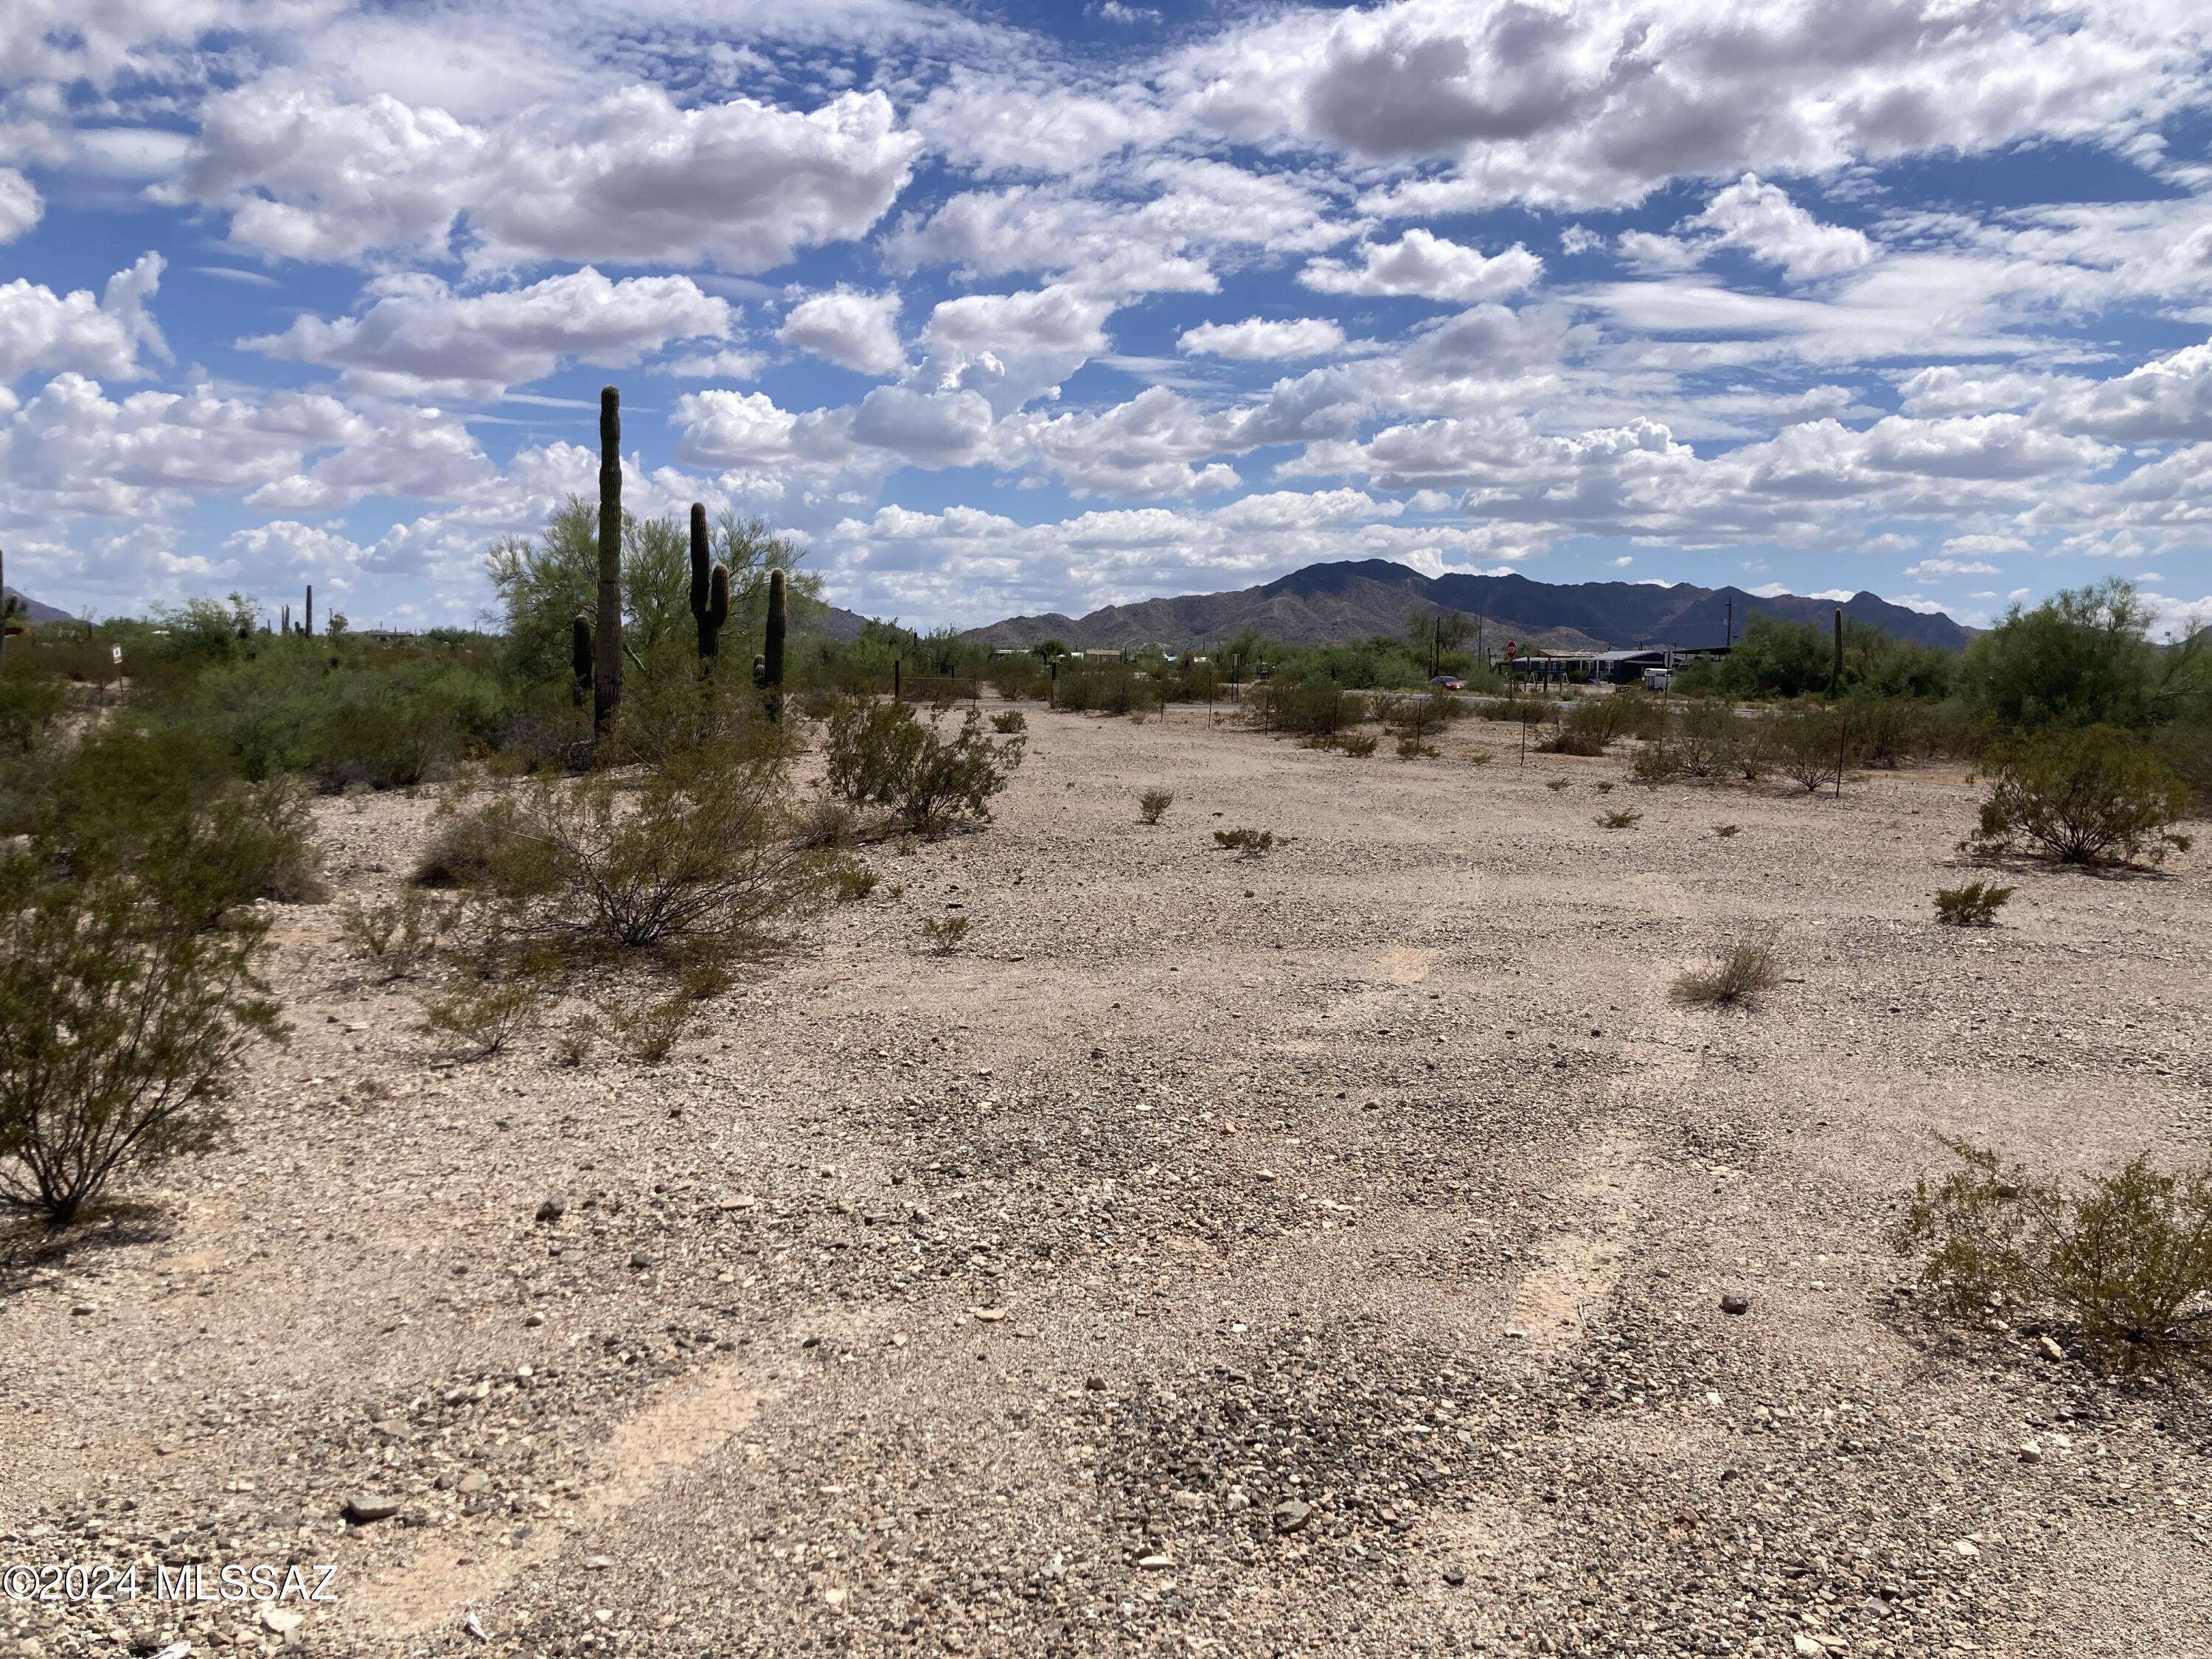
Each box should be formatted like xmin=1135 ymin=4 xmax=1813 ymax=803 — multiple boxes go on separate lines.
xmin=7 ymin=700 xmax=2207 ymax=1659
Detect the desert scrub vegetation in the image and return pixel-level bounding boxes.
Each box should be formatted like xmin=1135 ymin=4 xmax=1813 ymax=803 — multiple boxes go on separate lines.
xmin=1214 ymin=827 xmax=1276 ymax=858
xmin=1595 ymin=807 xmax=1644 ymax=830
xmin=1248 ymin=681 xmax=1366 ymax=744
xmin=1967 ymin=726 xmax=2192 ymax=868
xmin=0 ymin=858 xmax=285 ymax=1225
xmin=437 ymin=738 xmax=845 ymax=954
xmin=1670 ymin=932 xmax=1781 ymax=1009
xmin=24 ymin=719 xmax=327 ymax=928
xmin=1338 ymin=731 xmax=1380 ymax=757
xmin=919 ymin=914 xmax=971 ymax=954
xmin=1767 ymin=705 xmax=1851 ymax=793
xmin=339 ymin=888 xmax=459 ymax=978
xmin=1934 ymin=880 xmax=2014 ymax=927
xmin=1895 ymin=1138 xmax=2212 ymax=1363
xmin=1138 ymin=787 xmax=1175 ymax=824
xmin=823 ymin=698 xmax=1025 ymax=835
xmin=990 ymin=709 xmax=1027 ymax=735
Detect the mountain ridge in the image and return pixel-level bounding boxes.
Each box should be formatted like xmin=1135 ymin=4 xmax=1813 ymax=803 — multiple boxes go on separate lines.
xmin=960 ymin=560 xmax=1973 ymax=654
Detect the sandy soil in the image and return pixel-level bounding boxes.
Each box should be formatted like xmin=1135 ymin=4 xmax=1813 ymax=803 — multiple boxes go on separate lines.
xmin=4 ymin=701 xmax=2210 ymax=1659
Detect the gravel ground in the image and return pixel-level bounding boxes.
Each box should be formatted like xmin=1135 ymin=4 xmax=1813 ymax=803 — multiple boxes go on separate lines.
xmin=4 ymin=701 xmax=2209 ymax=1659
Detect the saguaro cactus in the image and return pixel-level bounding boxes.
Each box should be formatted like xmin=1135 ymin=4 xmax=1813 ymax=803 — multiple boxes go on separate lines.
xmin=689 ymin=501 xmax=728 ymax=663
xmin=762 ymin=566 xmax=787 ymax=718
xmin=305 ymin=584 xmax=314 ymax=639
xmin=0 ymin=543 xmax=15 ymax=666
xmin=592 ymin=386 xmax=623 ymax=734
xmin=282 ymin=603 xmax=291 ymax=635
xmin=571 ymin=614 xmax=593 ymax=708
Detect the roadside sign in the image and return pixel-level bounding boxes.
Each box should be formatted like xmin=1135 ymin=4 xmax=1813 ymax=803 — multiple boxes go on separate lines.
xmin=111 ymin=645 xmax=123 ymax=665
xmin=1504 ymin=640 xmax=1517 ymax=660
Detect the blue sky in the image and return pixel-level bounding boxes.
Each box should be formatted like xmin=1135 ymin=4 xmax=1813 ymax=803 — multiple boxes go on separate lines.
xmin=3 ymin=0 xmax=2210 ymax=637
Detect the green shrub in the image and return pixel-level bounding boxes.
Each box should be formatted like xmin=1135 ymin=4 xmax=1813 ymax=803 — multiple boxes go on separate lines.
xmin=450 ymin=745 xmax=841 ymax=953
xmin=35 ymin=723 xmax=327 ymax=927
xmin=991 ymin=709 xmax=1028 ymax=735
xmin=1969 ymin=726 xmax=2191 ymax=866
xmin=1767 ymin=706 xmax=1848 ymax=793
xmin=1894 ymin=1138 xmax=2212 ymax=1363
xmin=0 ymin=860 xmax=285 ymax=1223
xmin=824 ymin=700 xmax=1023 ymax=836
xmin=1670 ymin=699 xmax=1742 ymax=778
xmin=920 ymin=914 xmax=971 ymax=954
xmin=339 ymin=888 xmax=457 ymax=977
xmin=0 ymin=659 xmax=69 ymax=757
xmin=1214 ymin=827 xmax=1275 ymax=858
xmin=601 ymin=985 xmax=694 ymax=1062
xmin=1933 ymin=880 xmax=2014 ymax=927
xmin=1338 ymin=731 xmax=1380 ymax=757
xmin=1138 ymin=787 xmax=1174 ymax=825
xmin=1671 ymin=932 xmax=1781 ymax=1009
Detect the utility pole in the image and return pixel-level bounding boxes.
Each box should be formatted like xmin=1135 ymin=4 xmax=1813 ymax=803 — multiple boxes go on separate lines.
xmin=1832 ymin=608 xmax=1843 ymax=692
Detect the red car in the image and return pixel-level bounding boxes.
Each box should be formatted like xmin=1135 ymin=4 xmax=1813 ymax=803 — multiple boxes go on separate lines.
xmin=1428 ymin=675 xmax=1464 ymax=689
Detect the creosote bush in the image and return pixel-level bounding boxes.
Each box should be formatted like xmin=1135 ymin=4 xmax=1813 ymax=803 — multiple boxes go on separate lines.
xmin=339 ymin=888 xmax=456 ymax=978
xmin=600 ymin=985 xmax=694 ymax=1063
xmin=1338 ymin=731 xmax=1380 ymax=757
xmin=1894 ymin=1138 xmax=2212 ymax=1363
xmin=1969 ymin=726 xmax=2191 ymax=868
xmin=1596 ymin=807 xmax=1644 ymax=829
xmin=37 ymin=720 xmax=328 ymax=927
xmin=990 ymin=709 xmax=1027 ymax=736
xmin=920 ymin=914 xmax=971 ymax=954
xmin=824 ymin=698 xmax=1024 ymax=836
xmin=1768 ymin=706 xmax=1849 ymax=794
xmin=1670 ymin=932 xmax=1781 ymax=1009
xmin=1214 ymin=827 xmax=1276 ymax=858
xmin=1934 ymin=880 xmax=2014 ymax=927
xmin=1138 ymin=787 xmax=1175 ymax=825
xmin=0 ymin=860 xmax=285 ymax=1224
xmin=414 ymin=902 xmax=555 ymax=1060
xmin=441 ymin=731 xmax=841 ymax=955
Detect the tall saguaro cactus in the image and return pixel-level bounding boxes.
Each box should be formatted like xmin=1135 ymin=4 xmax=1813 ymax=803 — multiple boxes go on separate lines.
xmin=304 ymin=584 xmax=313 ymax=638
xmin=762 ymin=566 xmax=787 ymax=719
xmin=593 ymin=386 xmax=623 ymax=733
xmin=0 ymin=543 xmax=15 ymax=666
xmin=689 ymin=501 xmax=728 ymax=663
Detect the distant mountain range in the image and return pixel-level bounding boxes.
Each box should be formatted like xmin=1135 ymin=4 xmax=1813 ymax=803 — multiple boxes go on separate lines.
xmin=2 ymin=586 xmax=73 ymax=625
xmin=961 ymin=560 xmax=1975 ymax=655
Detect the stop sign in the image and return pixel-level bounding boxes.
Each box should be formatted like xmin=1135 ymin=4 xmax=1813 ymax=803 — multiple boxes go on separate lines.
xmin=1504 ymin=640 xmax=1517 ymax=660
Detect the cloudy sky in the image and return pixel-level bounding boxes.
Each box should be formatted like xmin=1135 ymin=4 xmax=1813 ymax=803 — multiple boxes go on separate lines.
xmin=4 ymin=0 xmax=2211 ymax=636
